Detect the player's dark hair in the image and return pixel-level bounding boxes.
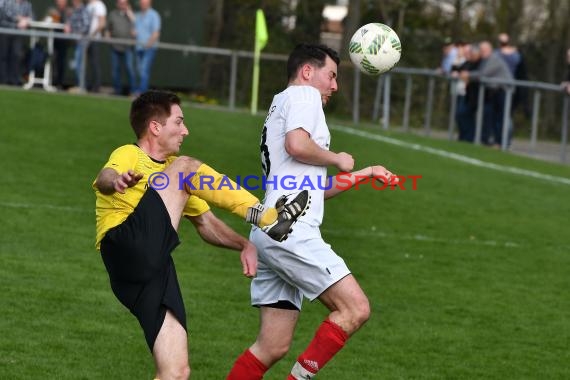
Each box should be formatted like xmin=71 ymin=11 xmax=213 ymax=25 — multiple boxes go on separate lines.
xmin=129 ymin=90 xmax=181 ymax=138
xmin=287 ymin=43 xmax=340 ymax=82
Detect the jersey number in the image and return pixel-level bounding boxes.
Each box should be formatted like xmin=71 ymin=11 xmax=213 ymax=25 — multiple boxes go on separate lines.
xmin=260 ymin=125 xmax=270 ymax=177
xmin=260 ymin=105 xmax=276 ymax=177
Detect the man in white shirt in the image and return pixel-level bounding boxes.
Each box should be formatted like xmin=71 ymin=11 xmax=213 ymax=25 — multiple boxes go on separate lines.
xmin=86 ymin=0 xmax=106 ymax=92
xmin=228 ymin=43 xmax=398 ymax=380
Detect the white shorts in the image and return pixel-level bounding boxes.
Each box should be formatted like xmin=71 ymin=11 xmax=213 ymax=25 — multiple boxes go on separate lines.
xmin=250 ymin=223 xmax=351 ymax=310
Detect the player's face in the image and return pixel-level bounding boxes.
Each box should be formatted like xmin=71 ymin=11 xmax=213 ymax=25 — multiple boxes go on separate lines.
xmin=157 ymin=104 xmax=188 ymax=155
xmin=310 ymin=56 xmax=338 ymax=106
xmin=139 ymin=0 xmax=151 ymax=10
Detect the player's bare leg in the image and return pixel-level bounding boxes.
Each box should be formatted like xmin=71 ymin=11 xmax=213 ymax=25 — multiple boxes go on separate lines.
xmin=161 ymin=156 xmax=275 ymax=227
xmin=153 ymin=310 xmax=191 ymax=380
xmin=251 ymin=307 xmax=299 ymax=366
xmin=288 ymin=275 xmax=370 ymax=379
xmin=227 ymin=307 xmax=299 ymax=380
xmin=156 ymin=157 xmax=195 ymax=230
xmin=160 ymin=156 xmax=309 ymax=241
xmin=318 ymin=274 xmax=370 ymax=334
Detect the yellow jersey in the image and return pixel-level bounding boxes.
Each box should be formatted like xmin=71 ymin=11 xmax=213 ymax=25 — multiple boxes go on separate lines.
xmin=93 ymin=144 xmax=210 ymax=249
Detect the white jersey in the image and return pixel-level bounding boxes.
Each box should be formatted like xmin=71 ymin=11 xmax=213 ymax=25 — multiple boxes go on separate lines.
xmin=260 ymin=85 xmax=330 ymax=227
xmin=87 ymin=0 xmax=107 ymax=38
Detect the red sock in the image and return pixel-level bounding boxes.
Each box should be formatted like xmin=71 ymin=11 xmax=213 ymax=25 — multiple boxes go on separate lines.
xmin=290 ymin=319 xmax=349 ymax=378
xmin=227 ymin=349 xmax=268 ymax=380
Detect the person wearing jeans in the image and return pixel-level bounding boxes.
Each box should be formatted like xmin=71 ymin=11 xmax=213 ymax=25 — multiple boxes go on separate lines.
xmin=86 ymin=0 xmax=107 ymax=92
xmin=135 ymin=46 xmax=156 ymax=94
xmin=65 ymin=0 xmax=89 ymax=89
xmin=111 ymin=47 xmax=135 ymax=95
xmin=106 ymin=0 xmax=135 ymax=95
xmin=134 ymin=0 xmax=160 ymax=94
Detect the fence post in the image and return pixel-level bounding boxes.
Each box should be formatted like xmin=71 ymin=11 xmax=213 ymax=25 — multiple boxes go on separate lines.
xmin=448 ymin=78 xmax=457 ymax=140
xmin=402 ymin=74 xmax=412 ymax=132
xmin=352 ymin=67 xmax=361 ymax=124
xmin=424 ymin=75 xmax=435 ymax=136
xmin=79 ymin=39 xmax=88 ymax=92
xmin=229 ymin=51 xmax=238 ymax=111
xmin=561 ymin=95 xmax=569 ymax=162
xmin=474 ymin=84 xmax=486 ymax=145
xmin=529 ymin=90 xmax=541 ymax=155
xmin=501 ymin=86 xmax=514 ymax=151
xmin=372 ymin=75 xmax=383 ymax=122
xmin=382 ymin=73 xmax=391 ymax=130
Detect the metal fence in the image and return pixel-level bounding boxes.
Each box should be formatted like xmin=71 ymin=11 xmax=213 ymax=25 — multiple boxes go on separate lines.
xmin=362 ymin=68 xmax=570 ymax=162
xmin=2 ymin=27 xmax=569 ymax=162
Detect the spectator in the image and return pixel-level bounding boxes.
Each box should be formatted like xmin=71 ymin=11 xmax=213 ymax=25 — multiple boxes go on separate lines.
xmin=65 ymin=0 xmax=89 ymax=89
xmin=496 ymin=33 xmax=521 ymax=75
xmin=497 ymin=32 xmax=530 ymax=119
xmin=0 ymin=0 xmax=34 ymax=86
xmin=461 ymin=41 xmax=513 ymax=147
xmin=439 ymin=37 xmax=458 ymax=75
xmin=49 ymin=0 xmax=71 ymax=89
xmin=451 ymin=40 xmax=467 ymax=71
xmin=453 ymin=43 xmax=482 ymax=143
xmin=450 ymin=41 xmax=469 ymax=103
xmin=86 ymin=0 xmax=107 ymax=92
xmin=106 ymin=0 xmax=135 ymax=96
xmin=134 ymin=0 xmax=160 ymax=94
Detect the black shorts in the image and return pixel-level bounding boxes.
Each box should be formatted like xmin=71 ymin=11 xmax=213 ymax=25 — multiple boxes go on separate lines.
xmin=100 ymin=188 xmax=186 ymax=351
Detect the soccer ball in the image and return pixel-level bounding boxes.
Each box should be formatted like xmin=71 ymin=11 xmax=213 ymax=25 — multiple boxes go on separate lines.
xmin=349 ymin=23 xmax=402 ymax=76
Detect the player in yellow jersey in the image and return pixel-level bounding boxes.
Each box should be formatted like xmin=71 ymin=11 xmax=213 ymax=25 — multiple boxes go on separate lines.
xmin=93 ymin=90 xmax=309 ymax=380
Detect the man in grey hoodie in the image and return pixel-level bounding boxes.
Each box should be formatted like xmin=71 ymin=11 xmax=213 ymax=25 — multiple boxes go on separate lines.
xmin=461 ymin=41 xmax=513 ymax=147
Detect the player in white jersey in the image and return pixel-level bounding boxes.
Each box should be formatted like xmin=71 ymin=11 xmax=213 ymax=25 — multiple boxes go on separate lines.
xmin=227 ymin=43 xmax=398 ymax=379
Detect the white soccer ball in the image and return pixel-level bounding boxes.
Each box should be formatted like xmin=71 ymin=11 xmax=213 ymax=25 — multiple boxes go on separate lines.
xmin=349 ymin=23 xmax=402 ymax=76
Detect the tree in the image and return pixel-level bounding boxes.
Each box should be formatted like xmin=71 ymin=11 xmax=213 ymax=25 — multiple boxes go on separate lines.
xmin=202 ymin=0 xmax=225 ymax=90
xmin=291 ymin=0 xmax=326 ymax=43
xmin=342 ymin=0 xmax=361 ymax=59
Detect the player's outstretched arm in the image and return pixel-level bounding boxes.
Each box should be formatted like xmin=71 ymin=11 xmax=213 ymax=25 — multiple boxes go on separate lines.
xmin=187 ymin=211 xmax=257 ymax=278
xmin=324 ymin=165 xmax=398 ymax=200
xmin=95 ymin=168 xmax=143 ymax=195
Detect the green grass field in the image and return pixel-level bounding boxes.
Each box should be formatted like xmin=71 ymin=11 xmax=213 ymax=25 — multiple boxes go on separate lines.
xmin=1 ymin=88 xmax=569 ymax=379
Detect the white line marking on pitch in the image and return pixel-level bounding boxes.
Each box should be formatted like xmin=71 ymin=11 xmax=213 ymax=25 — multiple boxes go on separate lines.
xmin=0 ymin=202 xmax=90 ymax=213
xmin=322 ymin=227 xmax=519 ymax=248
xmin=332 ymin=124 xmax=570 ymax=186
